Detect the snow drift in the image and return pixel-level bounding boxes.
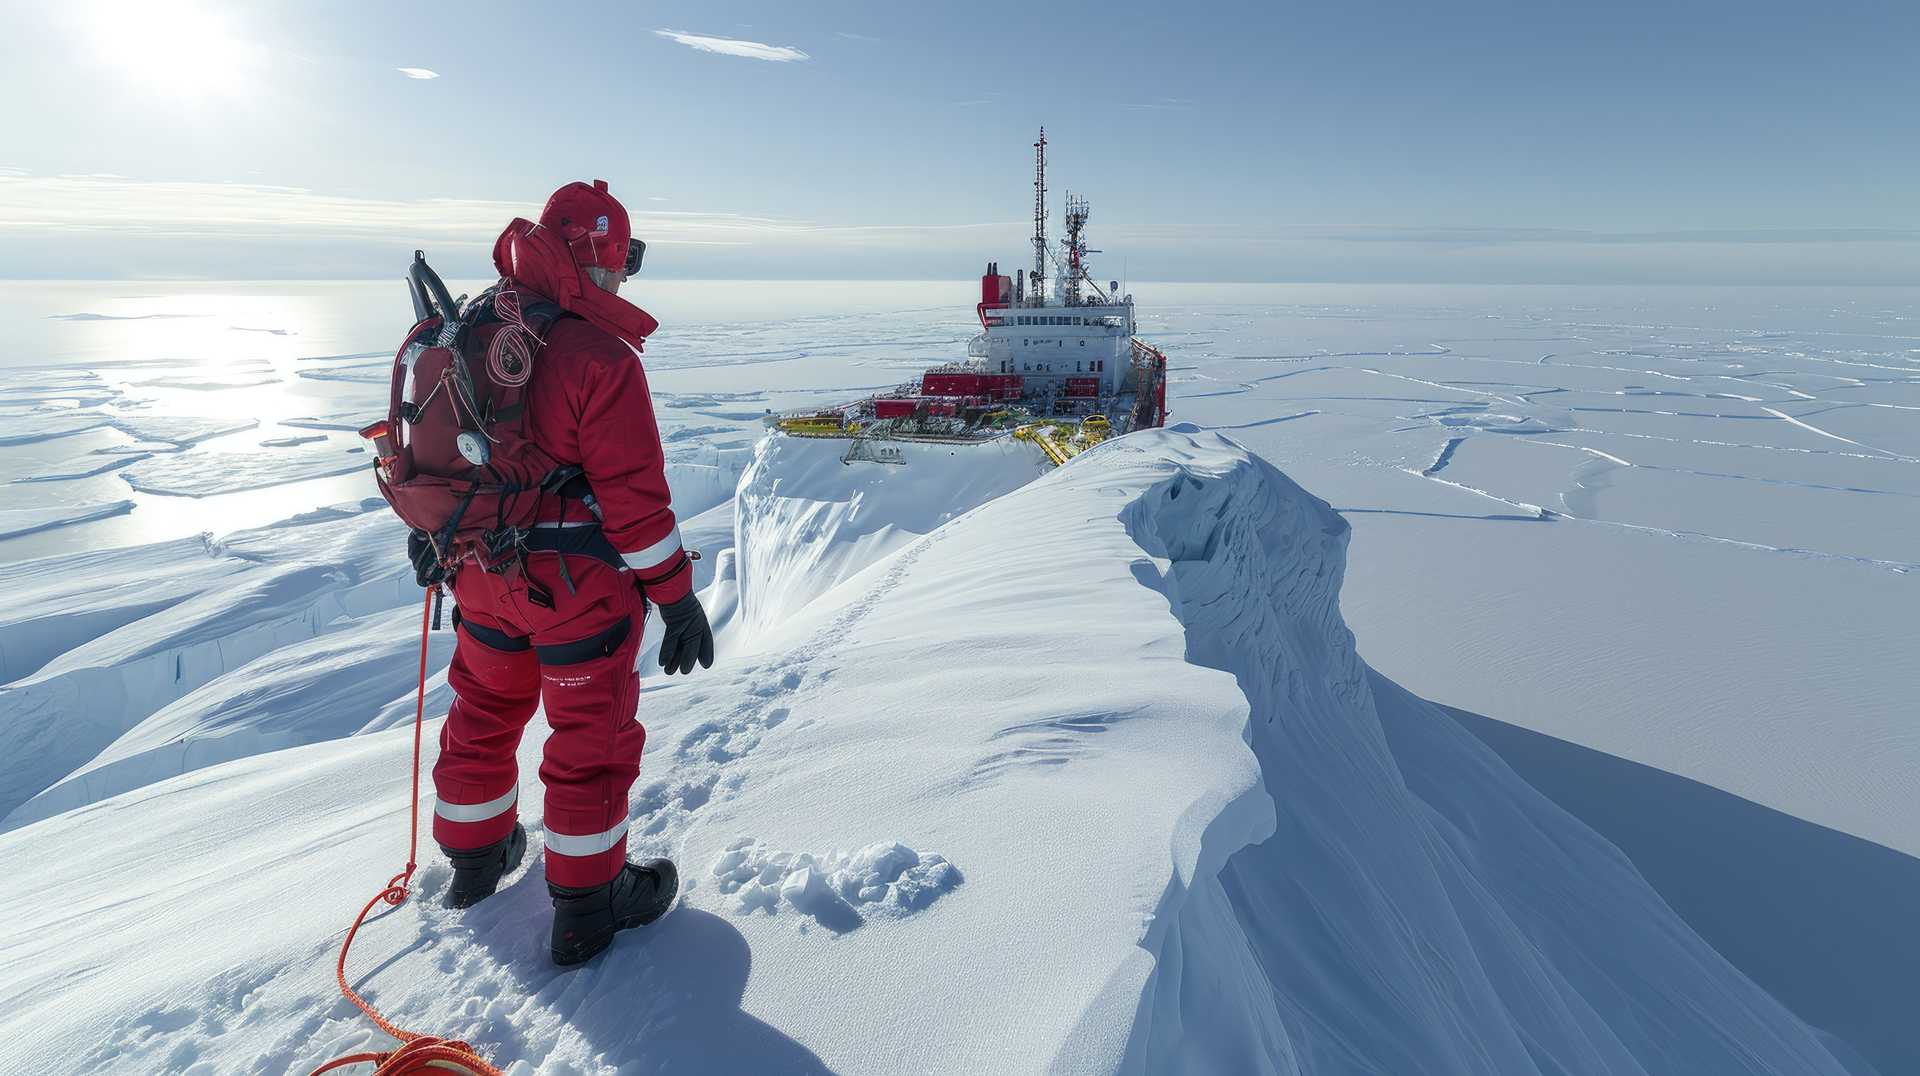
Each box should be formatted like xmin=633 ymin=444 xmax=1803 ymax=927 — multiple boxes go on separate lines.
xmin=0 ymin=426 xmax=1872 ymax=1073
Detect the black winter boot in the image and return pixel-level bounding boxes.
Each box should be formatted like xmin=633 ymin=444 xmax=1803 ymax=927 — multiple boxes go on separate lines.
xmin=548 ymin=858 xmax=678 ymax=967
xmin=441 ymin=822 xmax=527 ymax=909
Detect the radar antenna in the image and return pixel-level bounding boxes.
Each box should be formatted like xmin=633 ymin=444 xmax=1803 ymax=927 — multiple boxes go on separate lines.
xmin=1064 ymin=193 xmax=1091 ymax=306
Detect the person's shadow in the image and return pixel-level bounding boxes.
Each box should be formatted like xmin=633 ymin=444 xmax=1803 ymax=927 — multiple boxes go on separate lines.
xmin=565 ymin=906 xmax=835 ymax=1073
xmin=436 ymin=871 xmax=835 ymax=1074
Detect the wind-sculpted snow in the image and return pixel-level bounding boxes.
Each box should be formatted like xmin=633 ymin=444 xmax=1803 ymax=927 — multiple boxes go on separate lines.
xmin=1104 ymin=426 xmax=1864 ymax=1074
xmin=0 ymin=535 xmax=244 ymax=683
xmin=0 ymin=427 xmax=1875 ymax=1073
xmin=0 ymin=510 xmax=414 ymax=825
xmin=7 ymin=605 xmax=455 ymax=829
xmin=732 ymin=432 xmax=1049 ymax=637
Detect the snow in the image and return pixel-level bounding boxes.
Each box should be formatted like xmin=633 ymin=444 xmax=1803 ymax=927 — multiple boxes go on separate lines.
xmin=284 ymin=410 xmax=378 ymax=431
xmin=0 ymin=411 xmax=114 ymax=445
xmin=107 ymin=415 xmax=259 ymax=447
xmin=12 ymin=451 xmax=153 ymax=481
xmin=0 ymin=425 xmax=1875 ymax=1073
xmin=732 ymin=433 xmax=1048 ymax=637
xmin=120 ymin=443 xmax=370 ymax=496
xmin=5 ymin=604 xmax=455 ymax=830
xmin=0 ymin=499 xmax=134 ymax=540
xmin=0 ymin=510 xmax=412 ymax=823
xmin=712 ymin=837 xmax=962 ymax=928
xmin=1 ymin=280 xmax=1913 ymax=1073
xmin=1132 ymin=288 xmax=1920 ymax=865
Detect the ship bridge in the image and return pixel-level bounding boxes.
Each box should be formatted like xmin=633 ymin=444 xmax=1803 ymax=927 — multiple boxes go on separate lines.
xmin=970 ymin=298 xmax=1137 ymax=396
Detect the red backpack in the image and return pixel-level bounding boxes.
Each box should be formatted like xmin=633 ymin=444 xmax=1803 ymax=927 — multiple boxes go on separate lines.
xmin=361 ymin=252 xmax=585 ymax=574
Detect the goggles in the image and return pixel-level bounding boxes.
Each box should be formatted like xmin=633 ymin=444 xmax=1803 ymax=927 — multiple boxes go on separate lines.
xmin=562 ymin=230 xmax=647 ymax=279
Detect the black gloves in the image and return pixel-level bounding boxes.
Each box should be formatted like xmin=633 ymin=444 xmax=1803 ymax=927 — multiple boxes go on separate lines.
xmin=655 ymin=591 xmax=714 ymax=676
xmin=408 ymin=529 xmax=447 ymax=588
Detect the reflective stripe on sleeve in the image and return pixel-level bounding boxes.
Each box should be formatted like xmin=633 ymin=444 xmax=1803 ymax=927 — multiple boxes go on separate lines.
xmin=434 ymin=785 xmax=518 ymax=823
xmin=621 ymin=524 xmax=683 ymax=573
xmin=545 ymin=817 xmax=631 ymax=857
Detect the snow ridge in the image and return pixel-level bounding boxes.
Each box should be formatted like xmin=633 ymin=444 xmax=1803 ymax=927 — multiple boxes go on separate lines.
xmin=1091 ymin=425 xmax=1865 ymax=1074
xmin=0 ymin=424 xmax=1877 ymax=1073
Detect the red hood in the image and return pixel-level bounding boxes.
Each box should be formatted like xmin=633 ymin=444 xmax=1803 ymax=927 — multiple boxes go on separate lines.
xmin=491 ymin=217 xmax=660 ymax=349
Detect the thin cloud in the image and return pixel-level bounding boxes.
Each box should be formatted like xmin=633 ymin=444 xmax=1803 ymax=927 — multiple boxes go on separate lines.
xmin=653 ymin=29 xmax=808 ymax=63
xmin=0 ymin=175 xmax=803 ymax=246
xmin=397 ymin=67 xmax=439 ymax=80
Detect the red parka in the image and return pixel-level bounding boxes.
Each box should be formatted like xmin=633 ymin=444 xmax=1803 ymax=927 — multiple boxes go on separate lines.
xmin=490 ymin=211 xmax=690 ymax=607
xmin=430 ymin=189 xmax=689 ymax=888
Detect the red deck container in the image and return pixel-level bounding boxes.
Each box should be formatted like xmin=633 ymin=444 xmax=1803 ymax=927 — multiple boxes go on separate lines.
xmin=873 ymin=398 xmax=916 ymax=419
xmin=922 ymin=372 xmax=986 ymax=397
xmin=1064 ymin=377 xmax=1100 ymax=398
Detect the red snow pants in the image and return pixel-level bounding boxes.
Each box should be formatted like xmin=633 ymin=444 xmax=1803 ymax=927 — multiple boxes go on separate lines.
xmin=430 ymin=547 xmax=648 ymax=888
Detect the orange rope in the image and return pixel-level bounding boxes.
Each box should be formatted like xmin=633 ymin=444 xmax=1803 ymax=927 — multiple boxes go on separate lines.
xmin=309 ymin=586 xmax=504 ymax=1076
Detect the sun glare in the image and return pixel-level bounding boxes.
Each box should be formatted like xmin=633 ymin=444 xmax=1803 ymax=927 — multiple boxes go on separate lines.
xmin=83 ymin=1 xmax=261 ymax=101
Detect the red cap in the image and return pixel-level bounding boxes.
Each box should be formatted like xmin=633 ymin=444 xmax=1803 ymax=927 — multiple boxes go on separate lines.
xmin=539 ymin=179 xmax=629 ymax=274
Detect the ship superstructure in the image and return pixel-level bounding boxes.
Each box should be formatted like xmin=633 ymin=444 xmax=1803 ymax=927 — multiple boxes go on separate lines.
xmin=771 ymin=129 xmax=1168 ymax=467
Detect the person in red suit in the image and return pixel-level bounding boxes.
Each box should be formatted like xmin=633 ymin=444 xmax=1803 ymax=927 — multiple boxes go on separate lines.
xmin=411 ymin=179 xmax=714 ymax=967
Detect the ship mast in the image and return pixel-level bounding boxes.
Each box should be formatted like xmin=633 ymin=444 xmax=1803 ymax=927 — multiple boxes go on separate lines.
xmin=1064 ymin=193 xmax=1089 ymax=307
xmin=1031 ymin=127 xmax=1048 ymax=306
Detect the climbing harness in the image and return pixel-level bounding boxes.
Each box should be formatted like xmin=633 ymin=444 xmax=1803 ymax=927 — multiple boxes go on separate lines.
xmin=306 ymin=586 xmax=504 ymax=1076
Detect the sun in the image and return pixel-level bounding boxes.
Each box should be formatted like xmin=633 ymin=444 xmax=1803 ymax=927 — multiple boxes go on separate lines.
xmin=82 ymin=1 xmax=262 ymax=102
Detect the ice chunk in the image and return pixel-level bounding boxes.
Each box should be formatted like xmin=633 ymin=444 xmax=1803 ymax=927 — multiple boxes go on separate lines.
xmin=283 ymin=410 xmax=378 ymax=431
xmin=135 ymin=373 xmax=279 ymax=391
xmin=13 ymin=453 xmax=153 ymax=482
xmin=0 ymin=413 xmax=114 ymax=445
xmin=121 ymin=445 xmax=369 ymax=497
xmin=107 ymin=416 xmax=257 ymax=447
xmin=0 ymin=501 xmax=135 ymax=540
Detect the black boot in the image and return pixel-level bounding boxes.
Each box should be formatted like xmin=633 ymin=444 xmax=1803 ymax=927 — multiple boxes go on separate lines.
xmin=548 ymin=858 xmax=678 ymax=967
xmin=441 ymin=822 xmax=527 ymax=909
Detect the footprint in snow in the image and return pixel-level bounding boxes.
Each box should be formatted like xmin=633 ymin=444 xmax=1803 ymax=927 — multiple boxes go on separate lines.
xmin=711 ymin=837 xmax=962 ymax=934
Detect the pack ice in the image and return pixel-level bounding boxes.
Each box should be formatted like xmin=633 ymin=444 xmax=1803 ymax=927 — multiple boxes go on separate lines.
xmin=0 ymin=427 xmax=1872 ymax=1074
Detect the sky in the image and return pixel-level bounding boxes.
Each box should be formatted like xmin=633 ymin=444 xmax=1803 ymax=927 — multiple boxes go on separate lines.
xmin=1 ymin=0 xmax=1917 ymax=284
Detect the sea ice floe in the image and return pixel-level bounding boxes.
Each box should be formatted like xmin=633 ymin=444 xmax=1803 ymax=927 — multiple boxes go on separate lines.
xmin=107 ymin=417 xmax=258 ymax=447
xmin=0 ymin=414 xmax=115 ymax=446
xmin=0 ymin=501 xmax=135 ymax=541
xmin=283 ymin=410 xmax=378 ymax=431
xmin=296 ymin=368 xmax=388 ymax=384
xmin=121 ymin=445 xmax=369 ymax=497
xmin=14 ymin=454 xmax=154 ymax=483
xmin=135 ymin=374 xmax=280 ymax=391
